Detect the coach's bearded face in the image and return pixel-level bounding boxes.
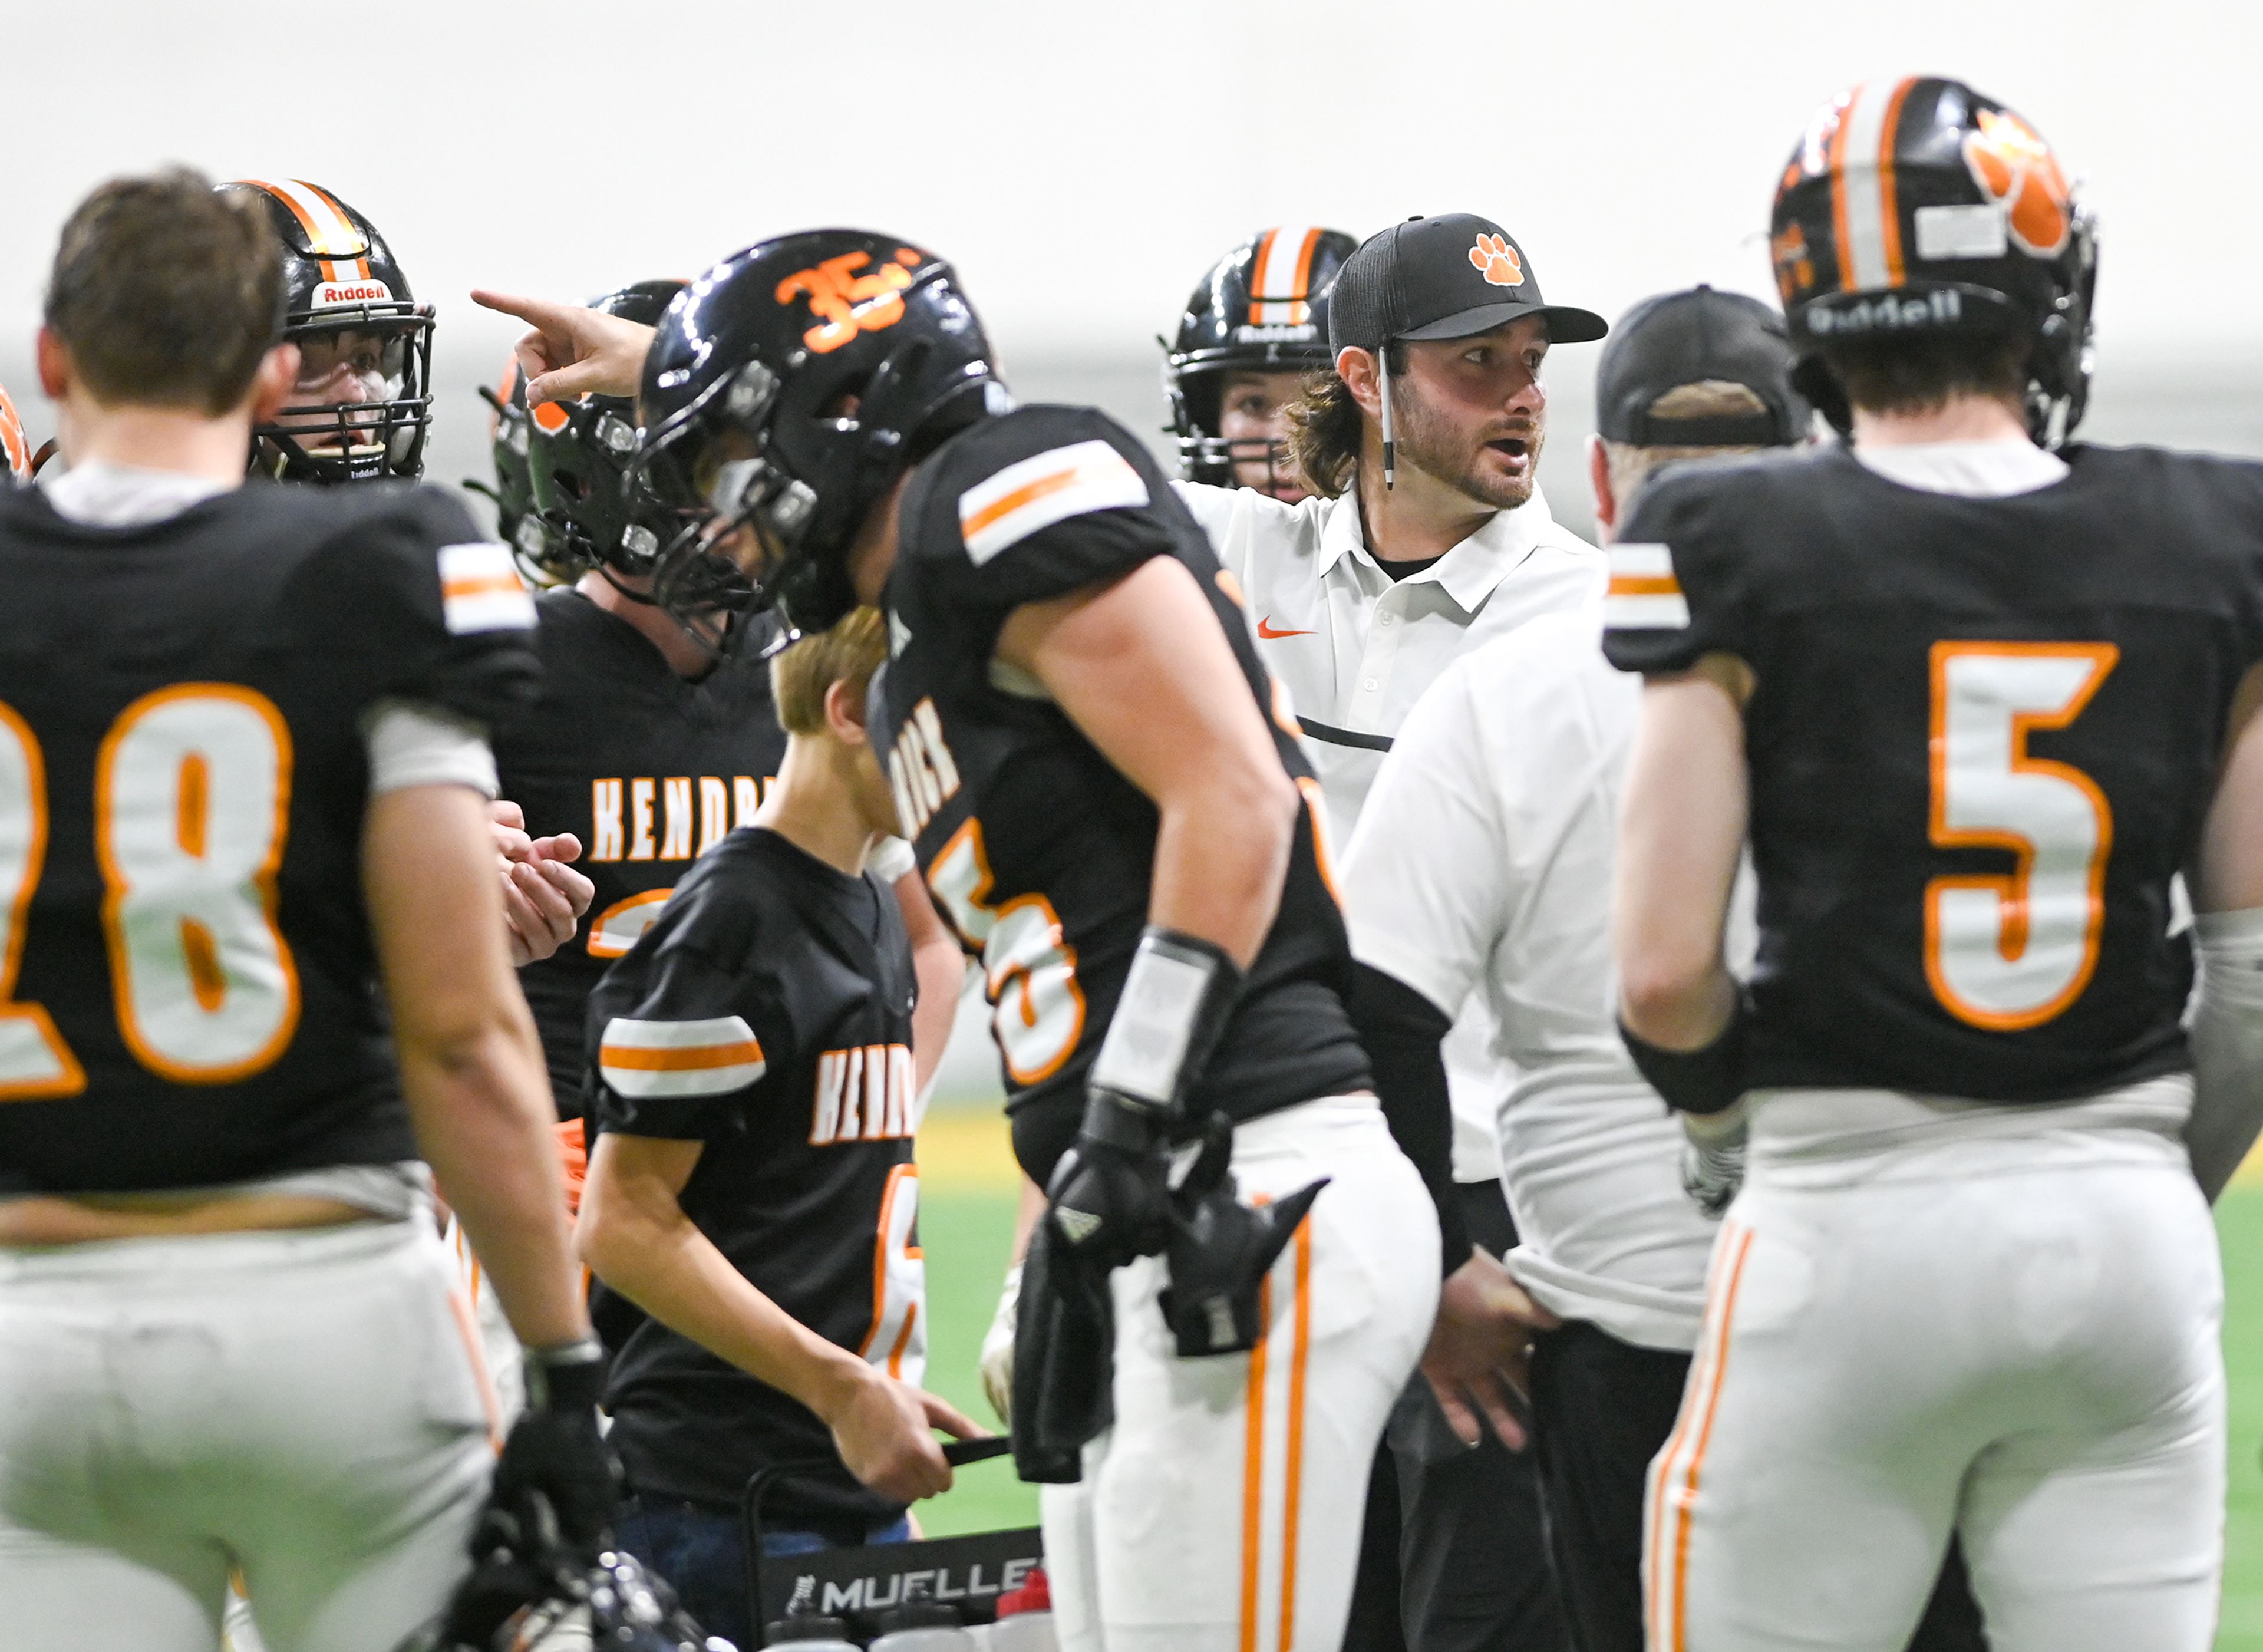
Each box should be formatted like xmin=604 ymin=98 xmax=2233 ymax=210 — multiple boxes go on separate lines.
xmin=1393 ymin=316 xmax=1550 ymax=511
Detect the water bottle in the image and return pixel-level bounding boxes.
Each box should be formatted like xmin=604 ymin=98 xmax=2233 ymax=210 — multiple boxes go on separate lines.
xmin=988 ymin=1565 xmax=1056 ymax=1652
xmin=867 ymin=1601 xmax=977 ymax=1652
xmin=761 ymin=1613 xmax=860 ymax=1651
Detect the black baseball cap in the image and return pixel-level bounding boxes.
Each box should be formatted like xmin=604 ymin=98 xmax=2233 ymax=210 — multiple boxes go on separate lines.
xmin=1595 ymin=286 xmax=1812 ymax=447
xmin=1328 ymin=213 xmax=1608 ymax=357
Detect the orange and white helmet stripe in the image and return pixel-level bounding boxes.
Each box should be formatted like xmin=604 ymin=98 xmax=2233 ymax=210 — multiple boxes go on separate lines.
xmin=236 ymin=177 xmax=372 ymax=283
xmin=1826 ymin=77 xmax=1921 ymax=292
xmin=1247 ymin=226 xmax=1327 ymax=328
xmin=0 ymin=385 xmax=29 ymax=482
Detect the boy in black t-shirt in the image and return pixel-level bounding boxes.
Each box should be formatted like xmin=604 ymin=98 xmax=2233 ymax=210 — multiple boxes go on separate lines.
xmin=576 ymin=608 xmax=981 ymax=1648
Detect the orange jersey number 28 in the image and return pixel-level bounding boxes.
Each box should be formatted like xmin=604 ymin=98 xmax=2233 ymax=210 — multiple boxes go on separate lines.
xmin=0 ymin=687 xmax=299 ymax=1098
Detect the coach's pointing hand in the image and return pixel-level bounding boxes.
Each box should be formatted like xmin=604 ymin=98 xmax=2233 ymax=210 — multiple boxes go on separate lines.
xmin=471 ymin=290 xmax=656 ymax=405
xmin=1422 ymin=1247 xmax=1559 ymax=1450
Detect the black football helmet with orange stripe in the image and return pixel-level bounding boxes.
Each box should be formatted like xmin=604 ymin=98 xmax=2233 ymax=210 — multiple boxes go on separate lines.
xmin=634 ymin=229 xmax=1005 ymax=636
xmin=223 ymin=178 xmax=436 ymax=483
xmin=1770 ymin=77 xmax=2098 ymax=444
xmin=514 ymin=280 xmax=691 ymax=589
xmin=469 ymin=351 xmax=545 ymax=576
xmin=0 ymin=383 xmax=31 ymax=484
xmin=1165 ymin=226 xmax=1357 ymax=489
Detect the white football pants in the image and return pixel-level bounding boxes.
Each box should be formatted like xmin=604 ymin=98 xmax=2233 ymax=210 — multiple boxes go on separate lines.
xmin=1646 ymin=1077 xmax=2224 ymax=1652
xmin=0 ymin=1216 xmax=500 ymax=1652
xmin=1043 ymin=1093 xmax=1440 ymax=1652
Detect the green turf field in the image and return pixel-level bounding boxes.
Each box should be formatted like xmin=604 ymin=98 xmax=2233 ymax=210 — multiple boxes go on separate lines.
xmin=913 ymin=1103 xmax=2263 ymax=1647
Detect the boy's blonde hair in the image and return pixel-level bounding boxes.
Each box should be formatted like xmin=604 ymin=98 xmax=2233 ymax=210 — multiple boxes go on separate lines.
xmin=769 ymin=606 xmax=889 ymax=736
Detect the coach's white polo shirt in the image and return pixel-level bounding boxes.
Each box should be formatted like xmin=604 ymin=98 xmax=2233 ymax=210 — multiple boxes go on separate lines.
xmin=1177 ymin=477 xmax=1604 ymax=1183
xmin=1341 ymin=602 xmax=1722 ymax=1351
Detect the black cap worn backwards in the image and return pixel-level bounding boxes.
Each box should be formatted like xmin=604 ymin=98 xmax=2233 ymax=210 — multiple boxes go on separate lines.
xmin=1328 ymin=213 xmax=1608 ymax=358
xmin=1595 ymin=286 xmax=1813 ymax=448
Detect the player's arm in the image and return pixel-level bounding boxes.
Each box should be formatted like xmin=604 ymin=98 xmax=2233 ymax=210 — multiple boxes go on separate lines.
xmin=895 ymin=870 xmax=965 ymax=1094
xmin=1340 ymin=659 xmax=1557 ymax=1447
xmin=363 ymin=779 xmax=616 ymax=1551
xmin=997 ymin=553 xmax=1298 ymax=966
xmin=1614 ymin=654 xmax=1754 ymax=1113
xmin=2183 ymin=660 xmax=2263 ymax=1200
xmin=576 ymin=1133 xmax=978 ymax=1502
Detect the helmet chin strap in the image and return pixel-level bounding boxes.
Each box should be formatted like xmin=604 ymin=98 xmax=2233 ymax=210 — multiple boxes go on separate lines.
xmin=596 ymin=565 xmax=662 ymax=607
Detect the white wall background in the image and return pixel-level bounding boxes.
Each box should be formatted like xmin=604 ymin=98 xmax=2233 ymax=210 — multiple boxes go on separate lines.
xmin=3 ymin=0 xmax=2261 ymax=538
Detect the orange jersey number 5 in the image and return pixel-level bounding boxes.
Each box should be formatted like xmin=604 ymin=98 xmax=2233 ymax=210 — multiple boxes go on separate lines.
xmin=1925 ymin=641 xmax=2118 ymax=1031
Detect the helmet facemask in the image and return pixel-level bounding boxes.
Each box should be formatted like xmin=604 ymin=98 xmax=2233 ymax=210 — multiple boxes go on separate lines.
xmin=256 ymin=301 xmax=434 ymax=483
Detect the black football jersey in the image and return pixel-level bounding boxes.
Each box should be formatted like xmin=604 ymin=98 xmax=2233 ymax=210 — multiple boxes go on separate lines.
xmin=876 ymin=404 xmax=1371 ymax=1182
xmin=0 ymin=479 xmax=537 ymax=1193
xmin=586 ymin=826 xmax=921 ymax=1524
xmin=1602 ymin=443 xmax=2263 ymax=1101
xmin=496 ymin=592 xmax=787 ymax=1116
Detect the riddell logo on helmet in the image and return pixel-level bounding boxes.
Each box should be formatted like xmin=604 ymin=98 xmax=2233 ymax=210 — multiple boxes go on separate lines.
xmin=315 ymin=278 xmax=392 ymax=307
xmin=1805 ymin=289 xmax=1964 ymax=337
xmin=1233 ymin=323 xmax=1317 ymax=344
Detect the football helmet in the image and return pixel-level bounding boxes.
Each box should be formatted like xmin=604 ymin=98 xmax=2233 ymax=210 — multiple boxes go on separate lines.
xmin=1769 ymin=77 xmax=2097 ymax=444
xmin=635 ymin=229 xmax=1004 ymax=637
xmin=469 ymin=352 xmax=547 ymax=579
xmin=0 ymin=383 xmax=30 ymax=483
xmin=1164 ymin=226 xmax=1357 ymax=489
xmin=418 ymin=1501 xmax=721 ymax=1652
xmin=223 ymin=177 xmax=436 ymax=482
xmin=520 ymin=279 xmax=690 ymax=588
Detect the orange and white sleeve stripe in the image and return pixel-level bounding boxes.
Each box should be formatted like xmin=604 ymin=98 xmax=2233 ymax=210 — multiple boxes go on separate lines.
xmin=596 ymin=1014 xmax=766 ymax=1100
xmin=438 ymin=542 xmax=537 ymax=635
xmin=957 ymin=439 xmax=1150 ymax=566
xmin=1604 ymin=542 xmax=1689 ymax=632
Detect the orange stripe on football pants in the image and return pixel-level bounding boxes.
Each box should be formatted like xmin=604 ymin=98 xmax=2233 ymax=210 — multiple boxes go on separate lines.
xmin=1240 ymin=1261 xmax=1272 ymax=1652
xmin=1655 ymin=1222 xmax=1756 ymax=1651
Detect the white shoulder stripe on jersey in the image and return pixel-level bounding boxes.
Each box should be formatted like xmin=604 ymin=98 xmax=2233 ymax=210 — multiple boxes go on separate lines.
xmin=438 ymin=542 xmax=537 ymax=635
xmin=1603 ymin=592 xmax=1693 ymax=631
xmin=1602 ymin=542 xmax=1688 ymax=631
xmin=598 ymin=1014 xmax=767 ymax=1100
xmin=958 ymin=438 xmax=1150 ymax=567
xmin=1605 ymin=542 xmax=1675 ymax=579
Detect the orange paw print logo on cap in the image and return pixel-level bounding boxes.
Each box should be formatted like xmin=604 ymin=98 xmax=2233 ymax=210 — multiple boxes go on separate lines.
xmin=1468 ymin=233 xmax=1525 ymax=288
xmin=1962 ymin=108 xmax=2072 ymax=256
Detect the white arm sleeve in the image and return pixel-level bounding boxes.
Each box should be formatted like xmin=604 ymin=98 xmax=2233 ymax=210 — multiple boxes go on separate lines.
xmin=1340 ymin=659 xmax=1507 ymax=1018
xmin=360 ymin=700 xmax=499 ymax=799
xmin=2187 ymin=905 xmax=2263 ymax=1202
xmin=869 ymin=835 xmax=918 ymax=883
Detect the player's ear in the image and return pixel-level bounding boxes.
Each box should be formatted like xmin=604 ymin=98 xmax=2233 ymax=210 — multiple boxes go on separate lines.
xmin=35 ymin=327 xmax=70 ymax=400
xmin=248 ymin=343 xmax=301 ymax=427
xmin=823 ymin=676 xmax=872 ymax=749
xmin=1335 ymin=346 xmax=1383 ymax=421
xmin=1588 ymin=433 xmax=1617 ymax=542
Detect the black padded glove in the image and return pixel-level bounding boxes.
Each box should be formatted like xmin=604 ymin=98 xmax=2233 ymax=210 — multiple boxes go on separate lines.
xmin=1044 ymin=1092 xmax=1175 ymax=1272
xmin=1159 ymin=1113 xmax=1328 ymax=1357
xmin=490 ymin=1340 xmax=621 ymax=1563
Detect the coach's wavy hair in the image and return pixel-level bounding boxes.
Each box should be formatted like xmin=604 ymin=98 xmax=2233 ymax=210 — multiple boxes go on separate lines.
xmin=1284 ymin=345 xmax=1407 ymax=500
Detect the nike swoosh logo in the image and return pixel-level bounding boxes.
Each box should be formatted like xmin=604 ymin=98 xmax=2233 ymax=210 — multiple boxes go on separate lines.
xmin=1256 ymin=616 xmax=1315 ymax=639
